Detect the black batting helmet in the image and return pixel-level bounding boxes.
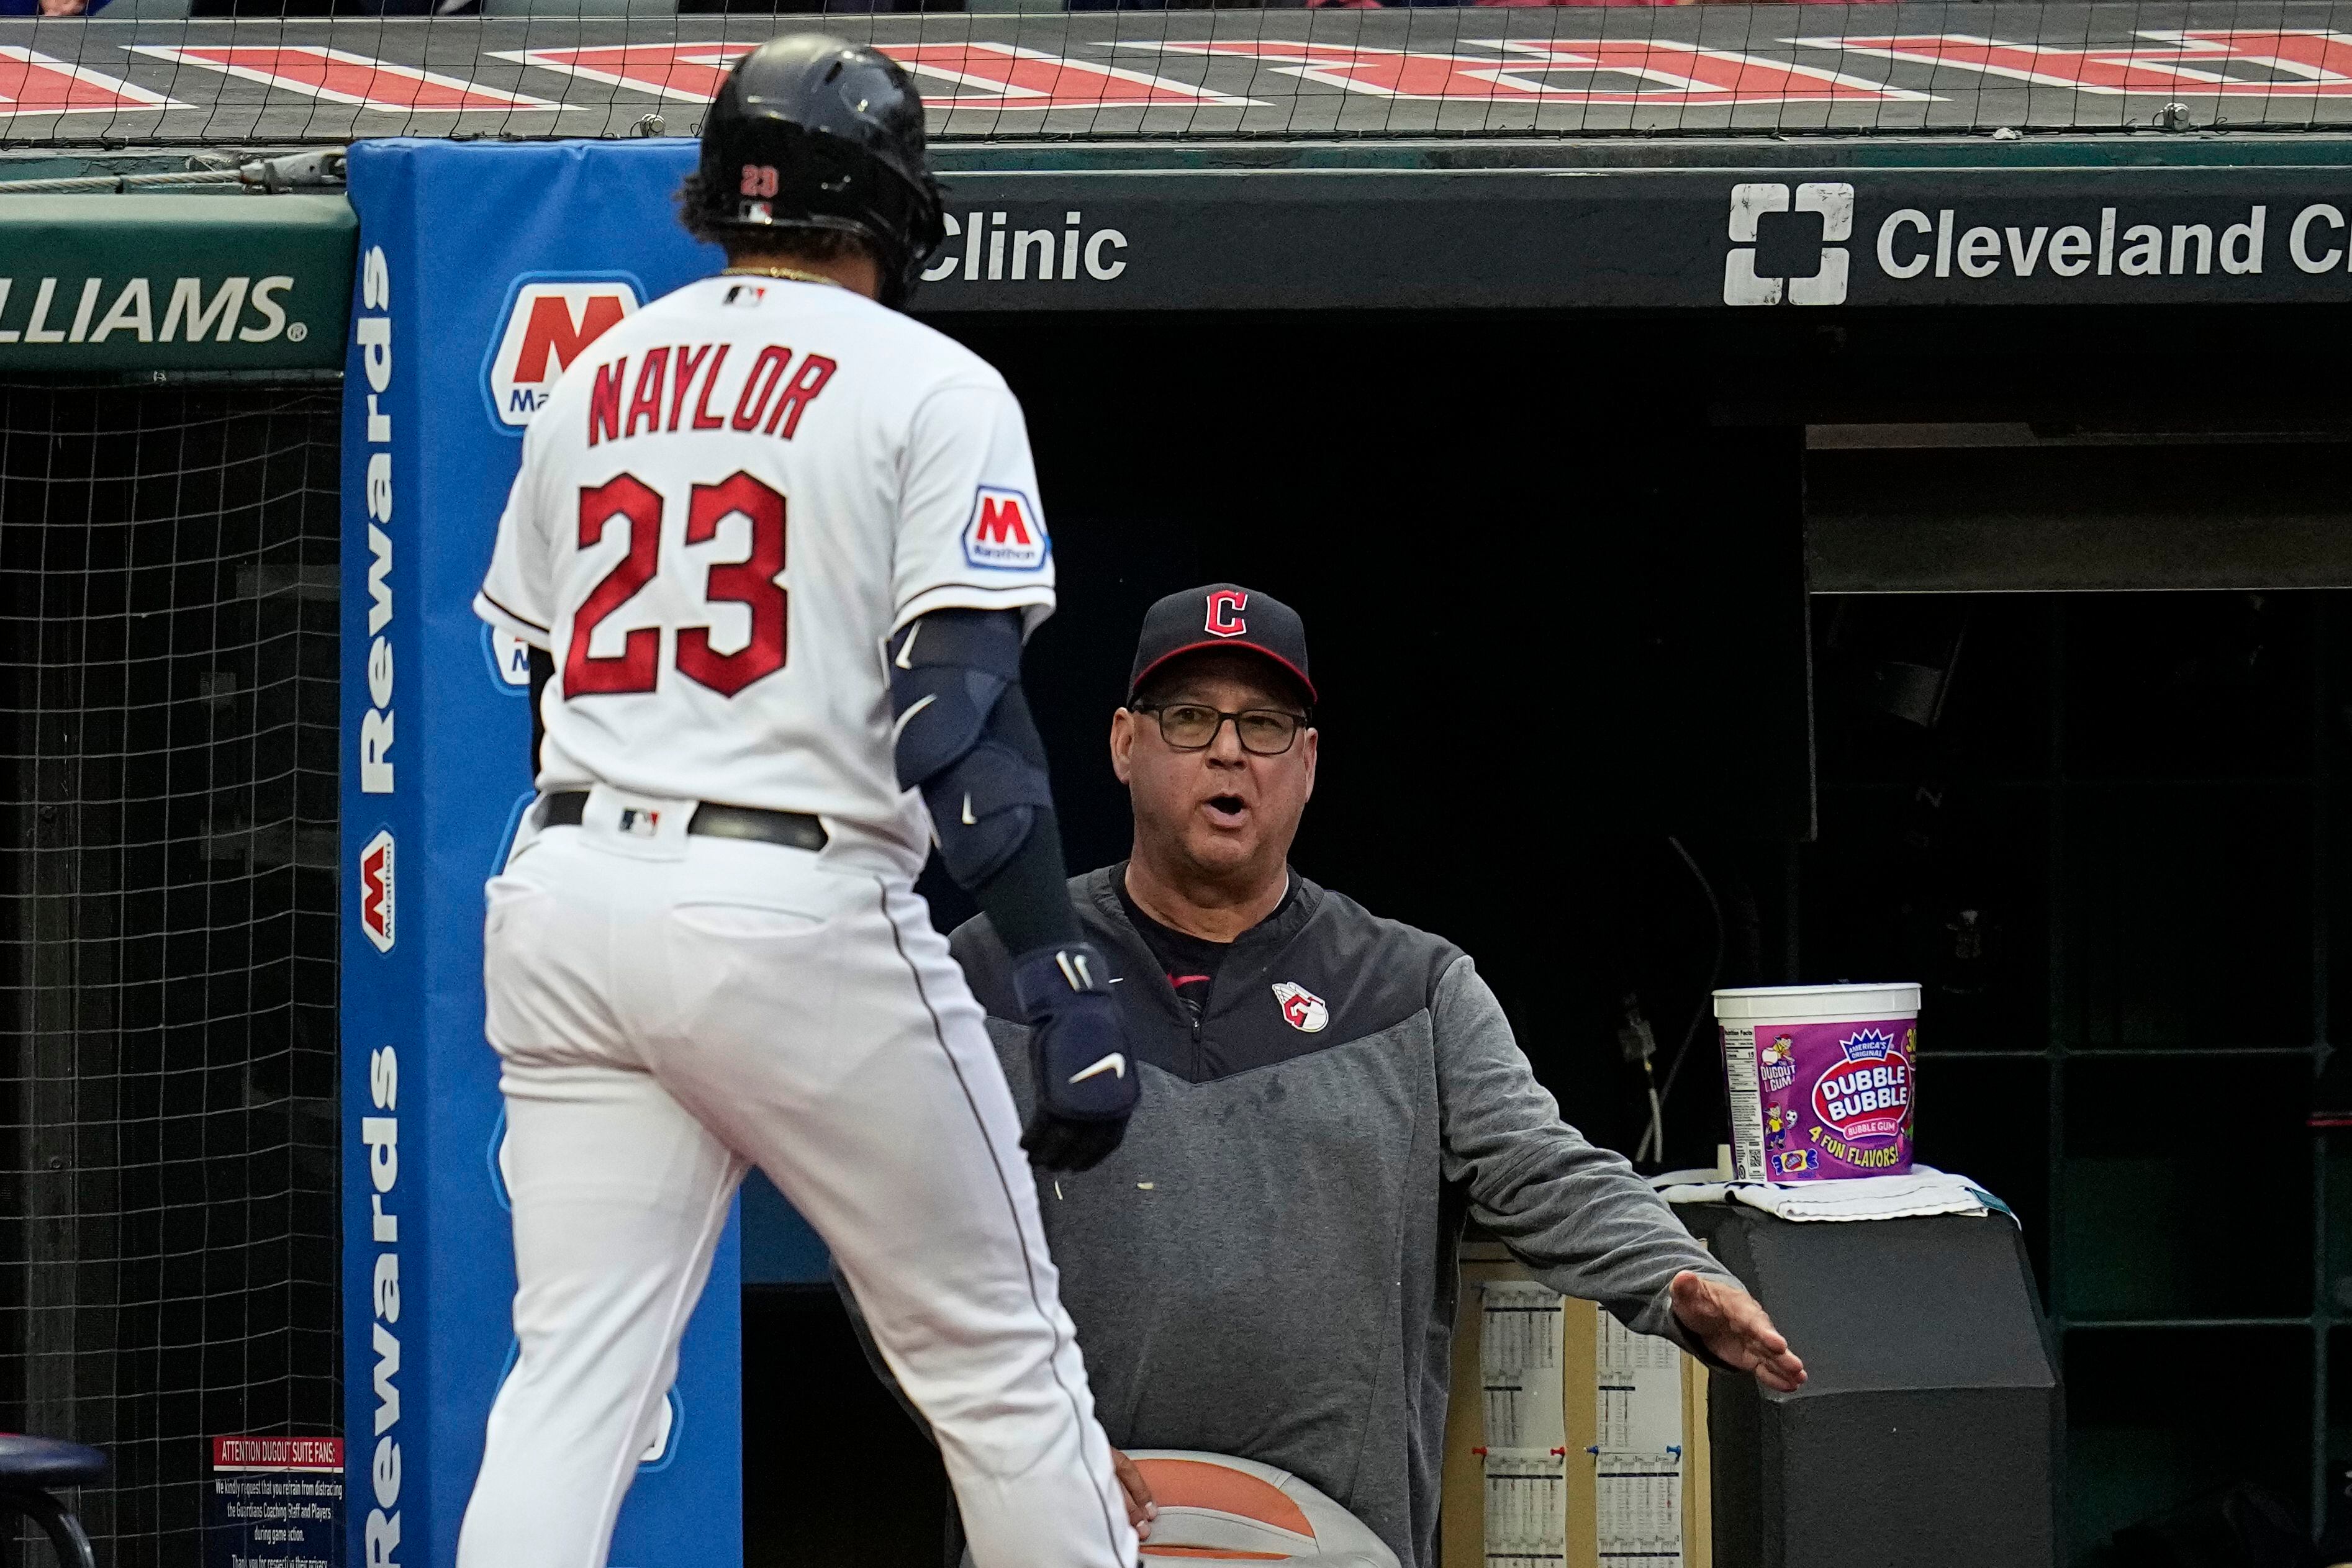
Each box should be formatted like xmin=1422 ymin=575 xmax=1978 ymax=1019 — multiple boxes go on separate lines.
xmin=687 ymin=35 xmax=946 ymax=307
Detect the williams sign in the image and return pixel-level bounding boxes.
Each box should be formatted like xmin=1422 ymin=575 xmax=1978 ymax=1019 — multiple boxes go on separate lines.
xmin=0 ymin=193 xmax=353 ymax=370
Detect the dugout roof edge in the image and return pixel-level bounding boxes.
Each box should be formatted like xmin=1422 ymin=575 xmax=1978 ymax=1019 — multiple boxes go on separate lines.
xmin=11 ymin=126 xmax=2352 ymax=362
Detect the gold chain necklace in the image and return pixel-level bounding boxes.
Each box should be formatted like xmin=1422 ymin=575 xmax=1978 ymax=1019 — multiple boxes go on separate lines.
xmin=721 ymin=265 xmax=839 ymax=288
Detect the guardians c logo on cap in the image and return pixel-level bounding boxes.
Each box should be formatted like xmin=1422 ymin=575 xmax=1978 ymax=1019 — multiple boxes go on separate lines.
xmin=1206 ymin=589 xmax=1249 ymax=638
xmin=1128 ymin=582 xmax=1314 ymax=703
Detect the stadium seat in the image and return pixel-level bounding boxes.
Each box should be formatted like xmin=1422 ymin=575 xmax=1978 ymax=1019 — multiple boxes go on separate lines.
xmin=0 ymin=1435 xmax=106 ymax=1568
xmin=1125 ymin=1451 xmax=1398 ymax=1567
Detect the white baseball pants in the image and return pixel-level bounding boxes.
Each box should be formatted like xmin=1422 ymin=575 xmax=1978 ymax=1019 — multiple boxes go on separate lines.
xmin=456 ymin=792 xmax=1136 ymax=1568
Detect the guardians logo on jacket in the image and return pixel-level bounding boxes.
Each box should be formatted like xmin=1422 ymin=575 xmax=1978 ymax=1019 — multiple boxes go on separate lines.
xmin=1272 ymin=981 xmax=1328 ymax=1034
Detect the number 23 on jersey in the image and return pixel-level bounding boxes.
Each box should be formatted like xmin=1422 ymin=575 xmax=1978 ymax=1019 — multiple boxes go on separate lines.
xmin=567 ymin=471 xmax=788 ymax=701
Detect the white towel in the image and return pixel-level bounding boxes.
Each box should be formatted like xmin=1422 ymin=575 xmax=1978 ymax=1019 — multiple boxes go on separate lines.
xmin=1654 ymin=1165 xmax=2007 ymax=1224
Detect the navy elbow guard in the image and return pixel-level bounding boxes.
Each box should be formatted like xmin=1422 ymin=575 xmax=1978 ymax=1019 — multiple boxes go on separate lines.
xmin=888 ymin=610 xmax=1055 ymax=889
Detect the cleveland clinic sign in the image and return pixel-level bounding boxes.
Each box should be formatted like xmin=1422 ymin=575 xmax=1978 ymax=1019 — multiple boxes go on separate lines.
xmin=914 ymin=166 xmax=2352 ymax=311
xmin=1722 ymin=180 xmax=2352 ymax=306
xmin=1870 ymin=199 xmax=2352 ymax=288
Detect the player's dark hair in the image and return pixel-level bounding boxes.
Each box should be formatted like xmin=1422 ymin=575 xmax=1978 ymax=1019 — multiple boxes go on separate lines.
xmin=676 ymin=171 xmax=884 ymax=272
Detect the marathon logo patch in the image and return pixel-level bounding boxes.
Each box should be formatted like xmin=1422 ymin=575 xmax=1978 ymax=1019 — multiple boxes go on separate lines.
xmin=962 ymin=485 xmax=1047 ymax=570
xmin=487 ymin=626 xmax=531 ymax=690
xmin=359 ymin=829 xmax=395 ymax=953
xmin=483 ymin=276 xmax=642 ymax=430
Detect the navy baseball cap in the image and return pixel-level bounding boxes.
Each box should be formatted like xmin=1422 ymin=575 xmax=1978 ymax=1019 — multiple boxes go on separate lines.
xmin=1127 ymin=583 xmax=1316 ymax=705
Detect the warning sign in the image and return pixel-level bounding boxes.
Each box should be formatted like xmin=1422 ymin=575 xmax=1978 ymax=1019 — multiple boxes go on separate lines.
xmin=208 ymin=1436 xmax=344 ymax=1568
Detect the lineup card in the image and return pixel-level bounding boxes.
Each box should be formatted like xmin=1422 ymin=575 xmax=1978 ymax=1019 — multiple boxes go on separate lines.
xmin=1480 ymin=1280 xmax=1568 ymax=1564
xmin=1484 ymin=1448 xmax=1568 ymax=1566
xmin=1596 ymin=1311 xmax=1683 ymax=1453
xmin=1594 ymin=1307 xmax=1686 ymax=1566
xmin=1596 ymin=1461 xmax=1683 ymax=1561
xmin=1481 ymin=1279 xmax=1567 ymax=1450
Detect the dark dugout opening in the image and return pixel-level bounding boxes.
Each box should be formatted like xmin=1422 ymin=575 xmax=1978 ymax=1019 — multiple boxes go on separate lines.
xmin=968 ymin=311 xmax=1815 ymax=1159
xmin=748 ymin=307 xmax=1821 ymax=1567
xmin=0 ymin=380 xmax=343 ymax=1568
xmin=745 ymin=302 xmax=2352 ymax=1565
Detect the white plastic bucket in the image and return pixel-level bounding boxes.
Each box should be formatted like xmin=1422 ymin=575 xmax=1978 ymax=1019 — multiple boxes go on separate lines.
xmin=1715 ymin=983 xmax=1920 ymax=1183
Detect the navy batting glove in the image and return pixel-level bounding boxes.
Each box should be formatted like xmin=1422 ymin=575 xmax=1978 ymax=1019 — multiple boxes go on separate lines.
xmin=1010 ymin=941 xmax=1138 ymax=1173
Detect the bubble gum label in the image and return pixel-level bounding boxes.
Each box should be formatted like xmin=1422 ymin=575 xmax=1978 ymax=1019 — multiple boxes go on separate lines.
xmin=1730 ymin=1017 xmax=1916 ymax=1181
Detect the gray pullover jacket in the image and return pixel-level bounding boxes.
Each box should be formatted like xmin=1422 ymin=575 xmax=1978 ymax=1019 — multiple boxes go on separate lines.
xmin=947 ymin=864 xmax=1735 ymax=1568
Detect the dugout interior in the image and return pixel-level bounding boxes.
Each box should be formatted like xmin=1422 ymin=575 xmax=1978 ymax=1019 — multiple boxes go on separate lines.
xmin=748 ymin=297 xmax=2352 ymax=1562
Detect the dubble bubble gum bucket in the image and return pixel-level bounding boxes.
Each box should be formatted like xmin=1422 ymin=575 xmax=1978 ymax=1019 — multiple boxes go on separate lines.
xmin=1715 ymin=983 xmax=1920 ymax=1183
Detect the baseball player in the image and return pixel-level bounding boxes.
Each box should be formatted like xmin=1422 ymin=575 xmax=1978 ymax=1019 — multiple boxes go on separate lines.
xmin=459 ymin=37 xmax=1139 ymax=1568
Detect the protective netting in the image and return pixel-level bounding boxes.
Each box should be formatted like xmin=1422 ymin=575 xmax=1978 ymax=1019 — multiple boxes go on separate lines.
xmin=0 ymin=380 xmax=342 ymax=1568
xmin=4 ymin=4 xmax=2352 ymax=144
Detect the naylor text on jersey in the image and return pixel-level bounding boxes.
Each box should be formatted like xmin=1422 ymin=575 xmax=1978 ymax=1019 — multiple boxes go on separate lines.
xmin=583 ymin=343 xmax=838 ymax=449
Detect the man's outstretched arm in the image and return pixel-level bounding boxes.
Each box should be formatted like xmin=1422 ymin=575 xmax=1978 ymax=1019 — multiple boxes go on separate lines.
xmin=1669 ymin=1272 xmax=1804 ymax=1391
xmin=1432 ymin=953 xmax=1804 ymax=1391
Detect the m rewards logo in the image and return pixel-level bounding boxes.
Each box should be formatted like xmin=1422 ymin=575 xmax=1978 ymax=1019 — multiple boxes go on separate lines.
xmin=484 ymin=276 xmax=642 ymax=430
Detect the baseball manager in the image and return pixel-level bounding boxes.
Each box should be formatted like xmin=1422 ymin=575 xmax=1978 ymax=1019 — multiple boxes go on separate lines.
xmin=937 ymin=583 xmax=1805 ymax=1566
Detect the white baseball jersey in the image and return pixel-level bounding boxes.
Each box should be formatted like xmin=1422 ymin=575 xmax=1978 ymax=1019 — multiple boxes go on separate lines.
xmin=461 ymin=277 xmax=1136 ymax=1568
xmin=474 ymin=274 xmax=1056 ymax=867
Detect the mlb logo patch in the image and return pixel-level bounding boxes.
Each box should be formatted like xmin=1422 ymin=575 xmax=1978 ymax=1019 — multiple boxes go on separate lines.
xmin=962 ymin=485 xmax=1048 ymax=571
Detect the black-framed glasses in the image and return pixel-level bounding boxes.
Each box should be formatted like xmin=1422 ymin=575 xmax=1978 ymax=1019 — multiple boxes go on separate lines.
xmin=1135 ymin=703 xmax=1309 ymax=756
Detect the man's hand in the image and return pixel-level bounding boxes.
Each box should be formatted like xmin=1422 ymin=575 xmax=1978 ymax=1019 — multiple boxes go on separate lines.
xmin=1012 ymin=942 xmax=1139 ymax=1173
xmin=1670 ymin=1271 xmax=1806 ymax=1392
xmin=1110 ymin=1449 xmax=1159 ymax=1541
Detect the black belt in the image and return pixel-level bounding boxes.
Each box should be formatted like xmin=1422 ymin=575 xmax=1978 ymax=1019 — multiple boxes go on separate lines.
xmin=540 ymin=791 xmax=828 ymax=852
